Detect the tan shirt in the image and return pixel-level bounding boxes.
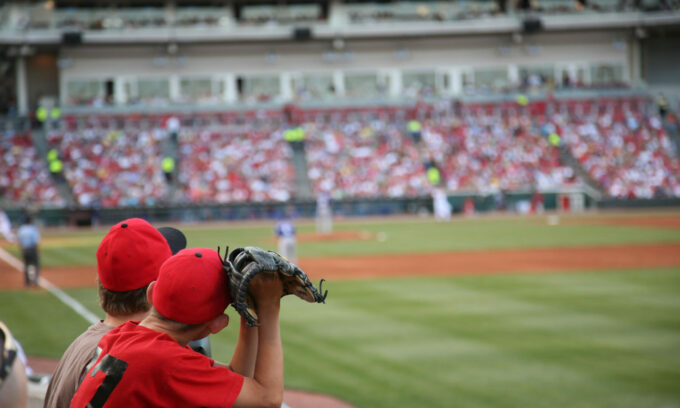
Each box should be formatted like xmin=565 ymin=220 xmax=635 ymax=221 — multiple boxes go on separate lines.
xmin=43 ymin=321 xmax=113 ymax=408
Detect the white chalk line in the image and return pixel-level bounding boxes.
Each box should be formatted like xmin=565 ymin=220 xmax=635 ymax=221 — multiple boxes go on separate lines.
xmin=0 ymin=247 xmax=99 ymax=324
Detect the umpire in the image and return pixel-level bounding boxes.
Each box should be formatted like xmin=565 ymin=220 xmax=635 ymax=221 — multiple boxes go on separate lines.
xmin=17 ymin=216 xmax=40 ymax=287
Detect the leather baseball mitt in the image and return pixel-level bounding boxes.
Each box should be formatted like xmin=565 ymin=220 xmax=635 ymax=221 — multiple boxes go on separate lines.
xmin=220 ymin=246 xmax=327 ymax=327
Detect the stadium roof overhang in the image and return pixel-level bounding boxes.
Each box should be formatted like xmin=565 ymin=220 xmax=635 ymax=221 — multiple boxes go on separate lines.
xmin=1 ymin=11 xmax=679 ymax=46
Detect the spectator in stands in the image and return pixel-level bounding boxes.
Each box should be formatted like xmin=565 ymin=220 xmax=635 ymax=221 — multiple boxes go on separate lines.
xmin=1 ymin=131 xmax=63 ymax=207
xmin=44 ymin=219 xmax=186 ymax=408
xmin=36 ymin=96 xmax=679 ymax=210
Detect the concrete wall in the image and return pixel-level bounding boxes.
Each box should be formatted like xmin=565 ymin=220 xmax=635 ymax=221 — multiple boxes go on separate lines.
xmin=54 ymin=30 xmax=636 ymax=105
xmin=59 ymin=31 xmax=630 ymax=78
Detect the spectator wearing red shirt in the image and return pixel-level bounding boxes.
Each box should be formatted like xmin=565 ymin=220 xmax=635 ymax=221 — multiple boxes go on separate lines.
xmin=70 ymin=248 xmax=284 ymax=408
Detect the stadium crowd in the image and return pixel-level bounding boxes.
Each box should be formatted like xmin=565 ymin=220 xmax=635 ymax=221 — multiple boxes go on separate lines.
xmin=0 ymin=130 xmax=64 ymax=207
xmin=176 ymin=119 xmax=295 ymax=203
xmin=555 ymin=99 xmax=680 ymax=198
xmin=304 ymin=114 xmax=429 ymax=198
xmin=2 ymin=96 xmax=677 ymax=208
xmin=46 ymin=120 xmax=168 ymax=207
xmin=419 ymin=107 xmax=576 ymax=193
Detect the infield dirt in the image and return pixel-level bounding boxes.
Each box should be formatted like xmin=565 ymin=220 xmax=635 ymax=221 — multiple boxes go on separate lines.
xmin=1 ymin=243 xmax=679 ymax=290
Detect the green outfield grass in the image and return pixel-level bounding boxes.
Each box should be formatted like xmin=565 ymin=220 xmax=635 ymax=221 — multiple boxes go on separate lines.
xmin=2 ymin=268 xmax=679 ymax=407
xmin=3 ymin=213 xmax=680 ymax=268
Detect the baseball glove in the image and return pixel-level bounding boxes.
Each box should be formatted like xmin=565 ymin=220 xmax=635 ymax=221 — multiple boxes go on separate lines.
xmin=219 ymin=246 xmax=327 ymax=327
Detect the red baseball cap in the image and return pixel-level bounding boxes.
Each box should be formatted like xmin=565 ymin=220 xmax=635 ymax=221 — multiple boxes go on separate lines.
xmin=152 ymin=248 xmax=231 ymax=325
xmin=97 ymin=218 xmax=180 ymax=292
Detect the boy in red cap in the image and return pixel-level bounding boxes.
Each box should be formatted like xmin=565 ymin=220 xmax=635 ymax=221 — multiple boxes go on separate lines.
xmin=70 ymin=248 xmax=284 ymax=408
xmin=45 ymin=218 xmax=186 ymax=408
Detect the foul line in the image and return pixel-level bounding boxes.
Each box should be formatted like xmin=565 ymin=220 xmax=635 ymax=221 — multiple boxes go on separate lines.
xmin=0 ymin=247 xmax=99 ymax=324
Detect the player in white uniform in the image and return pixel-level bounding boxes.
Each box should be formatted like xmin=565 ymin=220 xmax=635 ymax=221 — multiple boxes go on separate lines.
xmin=0 ymin=210 xmax=15 ymax=242
xmin=432 ymin=188 xmax=452 ymax=221
xmin=315 ymin=192 xmax=333 ymax=235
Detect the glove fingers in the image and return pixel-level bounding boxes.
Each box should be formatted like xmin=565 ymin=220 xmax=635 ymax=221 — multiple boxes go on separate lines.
xmin=234 ymin=251 xmax=254 ymax=272
xmin=281 ymin=274 xmax=327 ymax=303
xmin=228 ymin=247 xmax=245 ymax=264
xmin=282 ymin=277 xmax=316 ymax=302
xmin=236 ymin=263 xmax=263 ymax=327
xmin=245 ymin=293 xmax=258 ymax=322
xmin=228 ymin=246 xmax=327 ymax=327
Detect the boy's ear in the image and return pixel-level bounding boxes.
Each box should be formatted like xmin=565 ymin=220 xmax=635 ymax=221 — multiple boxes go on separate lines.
xmin=146 ymin=281 xmax=156 ymax=304
xmin=208 ymin=313 xmax=229 ymax=334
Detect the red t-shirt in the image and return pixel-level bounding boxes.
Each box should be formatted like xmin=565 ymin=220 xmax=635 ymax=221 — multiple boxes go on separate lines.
xmin=70 ymin=321 xmax=244 ymax=408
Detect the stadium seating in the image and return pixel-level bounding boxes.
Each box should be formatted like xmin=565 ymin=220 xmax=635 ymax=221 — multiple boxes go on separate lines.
xmin=175 ymin=120 xmax=295 ymax=203
xmin=5 ymin=96 xmax=677 ymax=208
xmin=0 ymin=130 xmax=64 ymax=207
xmin=556 ymin=98 xmax=680 ymax=198
xmin=46 ymin=121 xmax=168 ymax=207
xmin=304 ymin=113 xmax=429 ymax=198
xmin=419 ymin=107 xmax=577 ymax=192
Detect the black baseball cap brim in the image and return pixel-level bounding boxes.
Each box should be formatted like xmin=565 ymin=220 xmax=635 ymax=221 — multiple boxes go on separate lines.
xmin=157 ymin=227 xmax=187 ymax=255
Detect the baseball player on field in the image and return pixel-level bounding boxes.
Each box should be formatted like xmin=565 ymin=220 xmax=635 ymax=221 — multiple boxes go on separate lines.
xmin=69 ymin=248 xmax=286 ymax=407
xmin=44 ymin=218 xmax=186 ymax=408
xmin=0 ymin=209 xmax=15 ymax=242
xmin=275 ymin=216 xmax=297 ymax=263
xmin=315 ymin=191 xmax=333 ymax=235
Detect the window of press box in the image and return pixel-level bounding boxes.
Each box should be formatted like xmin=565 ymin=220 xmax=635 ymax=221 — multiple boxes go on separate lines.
xmin=473 ymin=68 xmax=510 ymax=93
xmin=240 ymin=75 xmax=281 ymax=104
xmin=136 ymin=78 xmax=170 ymax=104
xmin=403 ymin=71 xmax=437 ymax=98
xmin=590 ymin=63 xmax=625 ymax=85
xmin=66 ymin=79 xmax=102 ymax=106
xmin=180 ymin=78 xmax=214 ymax=103
xmin=294 ymin=73 xmax=335 ymax=100
xmin=345 ymin=72 xmax=389 ymax=98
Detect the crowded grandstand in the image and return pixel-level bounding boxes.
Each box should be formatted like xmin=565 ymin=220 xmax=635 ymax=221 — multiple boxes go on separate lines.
xmin=1 ymin=0 xmax=679 ymax=219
